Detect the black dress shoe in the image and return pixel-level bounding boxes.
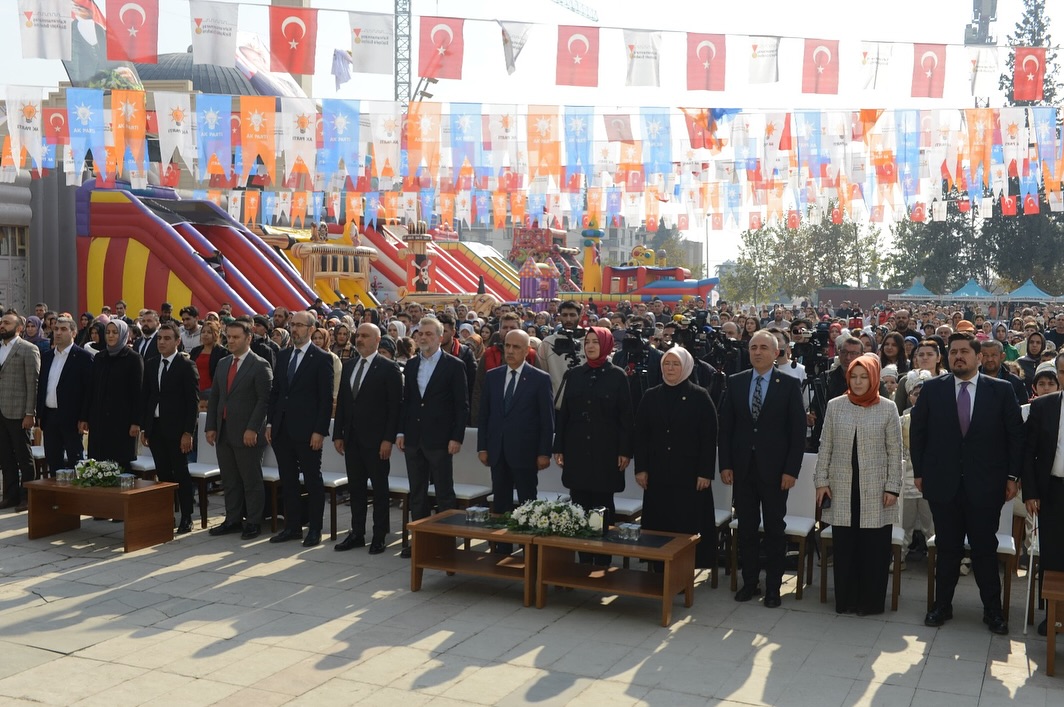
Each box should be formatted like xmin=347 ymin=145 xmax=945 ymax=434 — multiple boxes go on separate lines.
xmin=368 ymin=540 xmax=386 ymax=555
xmin=241 ymin=524 xmax=261 ymax=540
xmin=400 ymin=546 xmax=412 ymax=558
xmin=735 ymin=584 xmax=761 ymax=602
xmin=983 ymin=612 xmax=1009 ymax=635
xmin=335 ymin=533 xmax=365 ymax=551
xmin=15 ymin=501 xmax=28 ymax=513
xmin=269 ymin=528 xmax=303 ymax=543
xmin=209 ymin=522 xmax=243 ymax=537
xmin=0 ymin=498 xmax=18 ymax=509
xmin=302 ymin=531 xmax=322 ymax=548
xmin=176 ymin=518 xmax=193 ymax=534
xmin=764 ymin=595 xmax=782 ymax=609
xmin=924 ymin=606 xmax=954 ymax=627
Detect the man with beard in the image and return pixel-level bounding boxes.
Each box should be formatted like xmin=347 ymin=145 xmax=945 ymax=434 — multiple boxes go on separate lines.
xmin=537 ymin=301 xmax=587 ymax=406
xmin=133 ymin=310 xmax=161 ymax=361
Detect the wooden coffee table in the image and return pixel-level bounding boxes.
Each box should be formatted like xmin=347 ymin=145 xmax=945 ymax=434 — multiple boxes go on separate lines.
xmin=408 ymin=509 xmax=537 ymax=606
xmin=25 ymin=478 xmax=178 ymax=553
xmin=534 ymin=529 xmax=699 ymax=626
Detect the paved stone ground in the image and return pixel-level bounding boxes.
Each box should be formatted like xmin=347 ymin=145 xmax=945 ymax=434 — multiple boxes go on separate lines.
xmin=0 ymin=496 xmax=1061 ymax=706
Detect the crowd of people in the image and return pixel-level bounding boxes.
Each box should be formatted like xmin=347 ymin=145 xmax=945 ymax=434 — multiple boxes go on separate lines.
xmin=0 ymin=294 xmax=1061 ymax=635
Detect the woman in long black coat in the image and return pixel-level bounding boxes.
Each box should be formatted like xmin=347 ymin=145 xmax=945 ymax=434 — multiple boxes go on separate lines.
xmin=553 ymin=326 xmax=635 ymax=547
xmin=635 ymin=346 xmax=718 ymax=568
xmin=82 ymin=319 xmax=144 ymax=473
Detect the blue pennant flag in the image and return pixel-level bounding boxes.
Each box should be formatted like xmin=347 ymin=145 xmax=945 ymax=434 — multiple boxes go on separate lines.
xmin=311 ymin=192 xmax=325 ymax=224
xmin=261 ymin=191 xmax=277 ymax=225
xmin=195 ymin=93 xmax=231 ymax=181
xmin=322 ymin=99 xmax=360 ymax=182
xmin=419 ymin=189 xmax=435 ymax=226
xmin=564 ymin=106 xmax=594 ymax=177
xmin=641 ymin=107 xmax=672 ymax=176
xmin=794 ymin=111 xmax=822 ymax=177
xmin=450 ymin=103 xmax=482 ymax=173
xmin=365 ymin=191 xmax=380 ymax=228
xmin=66 ymin=88 xmax=106 ymax=178
xmin=606 ymin=187 xmax=622 ymax=224
xmin=527 ymin=192 xmax=546 ymax=223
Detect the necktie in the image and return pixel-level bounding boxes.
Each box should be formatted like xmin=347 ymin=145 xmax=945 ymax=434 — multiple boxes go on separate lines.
xmin=958 ymin=381 xmax=971 ymax=436
xmin=352 ymin=357 xmax=367 ymax=396
xmin=504 ymin=369 xmax=517 ymax=413
xmin=159 ymin=358 xmax=169 ymax=387
xmin=227 ymin=356 xmax=240 ymax=392
xmin=287 ymin=348 xmax=300 ymax=382
xmin=751 ymin=375 xmax=763 ymax=422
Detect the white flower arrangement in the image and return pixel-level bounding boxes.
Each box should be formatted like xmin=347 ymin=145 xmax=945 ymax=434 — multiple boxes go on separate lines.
xmin=73 ymin=459 xmax=123 ymax=488
xmin=507 ymin=499 xmax=593 ymax=537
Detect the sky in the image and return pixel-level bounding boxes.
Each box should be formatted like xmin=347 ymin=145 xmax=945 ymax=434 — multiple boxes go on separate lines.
xmin=0 ymin=0 xmax=1035 ymax=270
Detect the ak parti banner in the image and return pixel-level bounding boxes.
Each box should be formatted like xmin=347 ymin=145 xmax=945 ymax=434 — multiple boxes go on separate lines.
xmin=241 ymin=96 xmax=276 ymax=183
xmin=105 ymin=0 xmax=159 ymax=63
xmin=269 ymin=5 xmax=317 ymax=74
xmin=111 ymin=89 xmax=146 ymax=175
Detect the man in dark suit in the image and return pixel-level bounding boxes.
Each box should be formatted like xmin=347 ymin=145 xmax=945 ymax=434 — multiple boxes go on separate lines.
xmin=1023 ymin=360 xmax=1064 ymax=636
xmin=719 ymin=330 xmax=806 ymax=608
xmin=37 ymin=315 xmax=92 ymax=474
xmin=0 ymin=313 xmax=41 ymax=511
xmin=438 ymin=313 xmax=477 ymax=409
xmin=141 ymin=322 xmax=200 ymax=534
xmin=478 ymin=329 xmax=554 ymax=514
xmin=333 ymin=323 xmax=402 ymax=555
xmin=205 ymin=319 xmax=272 ymax=540
xmin=397 ymin=316 xmax=469 ymax=558
xmin=911 ymin=331 xmax=1023 ymax=634
xmin=267 ymin=310 xmax=334 ymax=547
xmin=133 ymin=309 xmax=161 ymax=361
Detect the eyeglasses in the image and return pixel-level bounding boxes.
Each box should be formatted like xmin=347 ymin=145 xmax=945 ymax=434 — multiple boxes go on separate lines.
xmin=289 ymin=322 xmax=311 ymax=329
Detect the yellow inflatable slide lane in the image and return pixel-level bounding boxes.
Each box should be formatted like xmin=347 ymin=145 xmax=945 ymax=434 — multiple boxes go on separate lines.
xmin=257 ymin=226 xmax=381 ymax=308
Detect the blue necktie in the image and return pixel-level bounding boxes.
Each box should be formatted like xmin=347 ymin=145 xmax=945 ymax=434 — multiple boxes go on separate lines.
xmin=287 ymin=348 xmax=300 ymax=383
xmin=504 ymin=369 xmax=517 ymax=413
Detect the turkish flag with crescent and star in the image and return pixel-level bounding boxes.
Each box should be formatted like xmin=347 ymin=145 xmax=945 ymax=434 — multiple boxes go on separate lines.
xmin=687 ymin=33 xmax=725 ymax=91
xmin=911 ymin=43 xmax=947 ymax=98
xmin=556 ymin=26 xmax=599 ymax=87
xmin=802 ymin=39 xmax=839 ymax=95
xmin=105 ymin=0 xmax=159 ymax=63
xmin=1013 ymin=47 xmax=1046 ymax=102
xmin=418 ymin=16 xmax=464 ymax=79
xmin=43 ymin=107 xmax=68 ymax=145
xmin=269 ymin=6 xmax=317 ymax=74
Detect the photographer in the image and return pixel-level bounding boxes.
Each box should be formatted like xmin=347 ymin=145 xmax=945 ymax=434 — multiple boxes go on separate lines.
xmin=613 ymin=315 xmax=663 ymax=410
xmin=718 ymin=321 xmax=750 ymax=375
xmin=537 ymin=301 xmax=587 ymax=407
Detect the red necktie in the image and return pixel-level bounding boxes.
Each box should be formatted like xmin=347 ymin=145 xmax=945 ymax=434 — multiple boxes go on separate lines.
xmin=227 ymin=356 xmax=240 ymax=392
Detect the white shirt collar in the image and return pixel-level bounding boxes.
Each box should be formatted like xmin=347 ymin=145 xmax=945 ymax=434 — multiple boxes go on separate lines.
xmin=507 ymin=361 xmax=525 ymax=378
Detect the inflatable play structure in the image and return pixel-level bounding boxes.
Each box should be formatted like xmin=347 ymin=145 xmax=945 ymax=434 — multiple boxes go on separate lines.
xmin=600 ymin=244 xmax=719 ymax=303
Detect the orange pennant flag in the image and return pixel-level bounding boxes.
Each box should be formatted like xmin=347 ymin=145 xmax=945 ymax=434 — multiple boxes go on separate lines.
xmin=527 ymin=105 xmax=561 ymax=183
xmin=492 ymin=191 xmax=508 ymax=228
xmin=345 ymin=191 xmax=363 ymax=224
xmin=382 ymin=191 xmax=400 ymax=224
xmin=965 ymin=108 xmax=993 ymax=186
xmin=243 ymin=190 xmax=260 ymax=227
xmin=406 ymin=102 xmax=441 ymax=182
xmin=510 ymin=191 xmax=526 ymax=225
xmin=241 ymin=96 xmax=276 ymax=183
xmin=439 ymin=192 xmax=455 ymax=229
xmin=111 ymin=89 xmax=146 ymax=175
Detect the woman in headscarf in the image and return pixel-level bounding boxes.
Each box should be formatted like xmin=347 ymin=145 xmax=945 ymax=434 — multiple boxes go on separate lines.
xmin=387 ymin=320 xmax=407 ymax=341
xmin=24 ymin=316 xmax=50 ymax=355
xmin=271 ymin=326 xmax=291 ymax=349
xmin=83 ymin=321 xmax=107 ymax=357
xmin=553 ymin=326 xmax=634 ymax=565
xmin=75 ymin=312 xmax=95 ymax=347
xmin=83 ymin=319 xmax=144 ymax=473
xmin=1018 ymin=330 xmax=1046 ymax=398
xmin=814 ymin=354 xmax=902 ymax=616
xmin=634 ymin=346 xmax=718 ymax=568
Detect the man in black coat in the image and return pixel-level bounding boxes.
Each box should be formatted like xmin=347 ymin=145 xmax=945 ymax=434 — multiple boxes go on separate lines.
xmin=397 ymin=317 xmax=468 ymax=558
xmin=719 ymin=330 xmax=806 ymax=608
xmin=439 ymin=313 xmax=477 ymax=411
xmin=911 ymin=331 xmax=1023 ymax=634
xmin=333 ymin=323 xmax=402 ymax=555
xmin=133 ymin=309 xmax=161 ymax=361
xmin=140 ymin=322 xmax=200 ymax=533
xmin=979 ymin=339 xmax=1027 ymax=405
xmin=37 ymin=315 xmax=92 ymax=473
xmin=267 ymin=311 xmax=335 ymax=547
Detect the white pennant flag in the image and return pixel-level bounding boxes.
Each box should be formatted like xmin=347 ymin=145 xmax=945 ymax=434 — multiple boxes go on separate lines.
xmin=487 ymin=107 xmax=520 ymax=173
xmin=189 ymin=0 xmax=239 ymax=66
xmin=999 ymin=107 xmax=1027 ymax=177
xmin=5 ymin=86 xmax=44 ymax=170
xmin=748 ymin=36 xmax=780 ymax=84
xmin=624 ymin=30 xmax=661 ymax=87
xmin=859 ymin=42 xmax=892 ymax=90
xmin=349 ymin=11 xmax=394 ymax=75
xmin=228 ymin=191 xmax=242 ymax=221
xmin=366 ymin=101 xmax=401 ymax=178
xmin=969 ymin=47 xmax=999 ymax=97
xmin=18 ymin=0 xmax=71 ymax=60
xmin=498 ymin=21 xmax=532 ymax=75
xmin=154 ymin=92 xmax=195 ymax=174
xmin=280 ymin=97 xmax=318 ymax=183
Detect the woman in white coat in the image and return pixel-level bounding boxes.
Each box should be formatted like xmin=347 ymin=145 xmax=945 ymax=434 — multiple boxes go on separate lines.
xmin=815 ymin=354 xmax=903 ymax=615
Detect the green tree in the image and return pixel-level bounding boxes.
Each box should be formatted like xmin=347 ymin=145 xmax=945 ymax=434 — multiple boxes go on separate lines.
xmin=718 ymin=227 xmax=777 ymax=304
xmin=997 ymin=0 xmax=1062 ymax=106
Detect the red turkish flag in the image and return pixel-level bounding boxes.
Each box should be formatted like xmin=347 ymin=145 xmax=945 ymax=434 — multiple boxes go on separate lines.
xmin=159 ymin=162 xmax=180 ymax=188
xmin=749 ymin=212 xmax=763 ymax=230
xmin=687 ymin=33 xmax=725 ymax=91
xmin=678 ymin=214 xmax=689 ymax=230
xmin=106 ymin=0 xmax=159 ymax=63
xmin=1024 ymin=193 xmax=1040 ymax=215
xmin=870 ymin=205 xmax=885 ymax=222
xmin=1000 ymin=194 xmax=1017 ymax=215
xmin=911 ymin=44 xmax=947 ymax=98
xmin=681 ymin=108 xmax=715 ymax=150
xmin=604 ymin=114 xmax=633 ymax=142
xmin=802 ymin=39 xmax=839 ymax=95
xmin=786 ymin=210 xmax=800 ymax=229
xmin=269 ymin=6 xmax=317 ymax=74
xmin=43 ymin=108 xmax=68 ymax=145
xmin=831 ymin=206 xmax=843 ymax=224
xmin=419 ymin=17 xmax=464 ymax=79
xmin=911 ymin=202 xmax=927 ymax=222
xmin=1013 ymin=47 xmax=1046 ymax=102
xmin=711 ymin=212 xmax=723 ymax=230
xmin=557 ymin=26 xmax=599 ymax=87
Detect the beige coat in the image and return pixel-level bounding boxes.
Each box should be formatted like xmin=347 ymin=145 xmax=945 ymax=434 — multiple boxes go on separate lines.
xmin=814 ymin=394 xmax=903 ymax=528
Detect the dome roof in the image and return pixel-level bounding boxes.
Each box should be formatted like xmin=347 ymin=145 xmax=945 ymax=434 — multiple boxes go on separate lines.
xmin=134 ymin=52 xmax=260 ymax=96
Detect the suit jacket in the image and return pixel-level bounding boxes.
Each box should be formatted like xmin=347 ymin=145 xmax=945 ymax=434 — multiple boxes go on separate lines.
xmin=133 ymin=333 xmax=160 ymax=361
xmin=399 ymin=350 xmax=468 ymax=450
xmin=910 ymin=373 xmax=1023 ymax=507
xmin=333 ymin=355 xmax=403 ymax=448
xmin=718 ymin=368 xmax=805 ymax=479
xmin=1022 ymin=391 xmax=1064 ymax=504
xmin=0 ymin=336 xmax=41 ymax=420
xmin=206 ymin=350 xmax=272 ymax=447
xmin=37 ymin=344 xmax=93 ymax=426
xmin=268 ymin=344 xmax=334 ymax=440
xmin=141 ymin=353 xmax=199 ymax=439
xmin=477 ymin=363 xmax=554 ymax=468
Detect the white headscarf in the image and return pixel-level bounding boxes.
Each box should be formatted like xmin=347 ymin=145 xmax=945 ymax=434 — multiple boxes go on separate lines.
xmin=389 ymin=321 xmax=407 ymax=339
xmin=661 ymin=346 xmax=694 ymax=385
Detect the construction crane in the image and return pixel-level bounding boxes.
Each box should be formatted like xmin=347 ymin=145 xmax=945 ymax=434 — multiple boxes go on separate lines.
xmin=394 ymin=0 xmax=598 ymax=102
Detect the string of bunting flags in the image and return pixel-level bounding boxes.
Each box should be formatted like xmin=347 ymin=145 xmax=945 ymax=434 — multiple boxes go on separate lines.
xmin=14 ymin=1 xmax=1054 ymax=100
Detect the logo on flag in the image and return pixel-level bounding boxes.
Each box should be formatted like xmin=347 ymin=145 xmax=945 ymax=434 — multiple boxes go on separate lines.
xmin=349 ymin=12 xmax=393 ymax=75
xmin=911 ymin=44 xmax=946 ymax=98
xmin=18 ymin=0 xmax=72 ymax=60
xmin=687 ymin=33 xmax=725 ymax=91
xmin=802 ymin=39 xmax=839 ymax=95
xmin=1014 ymin=47 xmax=1046 ymax=102
xmin=748 ymin=36 xmax=780 ymax=84
xmin=418 ymin=17 xmax=464 ymax=79
xmin=556 ymin=26 xmax=599 ymax=87
xmin=106 ymin=0 xmax=158 ymax=63
xmin=189 ymin=0 xmax=238 ymax=66
xmin=270 ymin=6 xmax=317 ymax=74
